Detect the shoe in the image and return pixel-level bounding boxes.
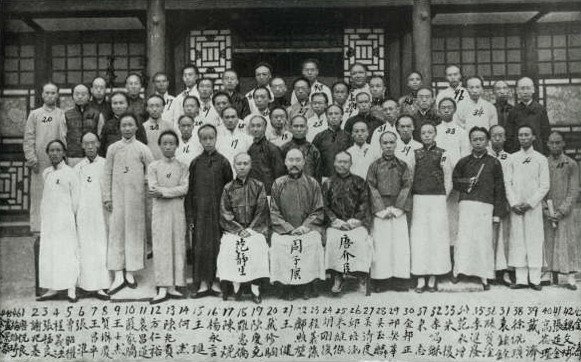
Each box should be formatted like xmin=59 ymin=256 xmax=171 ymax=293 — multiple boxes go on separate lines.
xmin=540 ymin=280 xmax=551 ymax=287
xmin=150 ymin=295 xmax=169 ymax=305
xmin=500 ymin=278 xmax=512 ymax=287
xmin=427 ymin=280 xmax=438 ymax=293
xmin=564 ymin=284 xmax=577 ymax=291
xmin=222 ymin=290 xmax=229 ymax=301
xmin=414 ymin=286 xmax=425 ymax=293
xmin=126 ymin=279 xmax=138 ymax=289
xmin=191 ymin=290 xmax=209 ymax=299
xmin=108 ymin=281 xmax=127 ymax=296
xmin=208 ymin=289 xmax=221 ymax=297
xmin=450 ymin=275 xmax=459 ymax=284
xmin=168 ymin=292 xmax=185 ymax=300
xmin=36 ymin=292 xmax=59 ymax=302
xmin=530 ymin=284 xmax=542 ymax=291
xmin=252 ymin=293 xmax=262 ymax=304
xmin=95 ymin=292 xmax=110 ymax=301
xmin=331 ymin=277 xmax=343 ymax=294
xmin=147 ymin=251 xmax=153 ymax=259
xmin=482 ymin=283 xmax=491 ymax=291
xmin=509 ymin=284 xmax=528 ymax=290
xmin=234 ymin=289 xmax=243 ymax=301
xmin=67 ymin=295 xmax=79 ymax=303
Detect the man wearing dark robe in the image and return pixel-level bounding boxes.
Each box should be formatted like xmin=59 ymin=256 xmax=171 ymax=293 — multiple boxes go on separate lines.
xmin=125 ymin=73 xmax=147 ymax=124
xmin=222 ymin=69 xmax=251 ymax=119
xmin=493 ymin=80 xmax=514 ymax=129
xmin=88 ymin=76 xmax=113 ymax=121
xmin=343 ymin=92 xmax=383 ymax=141
xmin=312 ymin=104 xmax=352 ymax=179
xmin=411 ymin=87 xmax=440 ymax=141
xmin=281 ymin=115 xmax=322 ymax=183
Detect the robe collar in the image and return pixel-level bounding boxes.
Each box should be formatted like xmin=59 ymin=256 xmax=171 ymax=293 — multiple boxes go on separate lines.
xmin=335 ymin=171 xmax=351 ymax=179
xmin=52 ymin=160 xmax=66 ymax=170
xmin=471 ymin=150 xmax=487 ymax=159
xmin=423 ymin=142 xmax=437 ymax=151
xmin=43 ymin=104 xmax=57 ymax=112
xmin=122 ymin=136 xmax=136 ymax=144
xmin=521 ymin=146 xmax=535 ymax=154
xmin=162 ymin=155 xmax=176 ymax=162
xmin=292 ymin=137 xmax=308 ymax=145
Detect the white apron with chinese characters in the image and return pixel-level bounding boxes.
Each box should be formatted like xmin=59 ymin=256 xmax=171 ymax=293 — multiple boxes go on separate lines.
xmin=325 ymin=227 xmax=372 ymax=274
xmin=217 ymin=232 xmax=270 ymax=283
xmin=270 ymin=231 xmax=325 ymax=285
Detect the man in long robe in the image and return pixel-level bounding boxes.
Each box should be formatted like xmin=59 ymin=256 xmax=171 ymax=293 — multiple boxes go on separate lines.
xmin=345 ymin=63 xmax=371 ymax=120
xmin=306 ymin=93 xmax=329 ymax=142
xmin=410 ymin=87 xmax=440 ymax=141
xmin=185 ymin=124 xmax=233 ymax=298
xmin=452 ymin=127 xmax=508 ymax=290
xmin=23 ymin=82 xmax=66 ymax=234
xmin=343 ymin=92 xmax=383 ymax=140
xmin=143 ymin=95 xmax=174 ymax=160
xmin=175 ymin=115 xmax=203 ymax=167
xmin=398 ymin=71 xmax=423 ymax=115
xmin=265 ymin=107 xmax=292 ymax=147
xmin=216 ymin=107 xmax=253 ymax=173
xmin=369 ymin=99 xmax=400 ymax=150
xmin=245 ymin=63 xmax=274 ymax=115
xmin=281 ymin=115 xmax=322 ymax=183
xmin=493 ymin=80 xmax=513 ymax=129
xmin=367 ymin=131 xmax=413 ymax=291
xmin=270 ymin=149 xmax=325 ymax=300
xmin=395 ymin=115 xmax=422 ymax=173
xmin=287 ymin=78 xmax=315 ymax=120
xmin=347 ymin=121 xmax=377 ymax=179
xmin=218 ymin=153 xmax=270 ymax=304
xmin=75 ymin=132 xmax=111 ymax=300
xmin=171 ymin=64 xmax=200 ymax=126
xmin=435 ymin=65 xmax=467 ymax=107
xmin=125 ymin=73 xmax=147 ymax=125
xmin=323 ymin=151 xmax=371 ymax=295
xmin=454 ymin=76 xmax=498 ymax=133
xmin=88 ymin=76 xmax=113 ymax=121
xmin=242 ymin=87 xmax=272 ymax=133
xmin=291 ymin=59 xmax=332 ymax=105
xmin=505 ymin=125 xmax=550 ymax=290
xmin=543 ymin=132 xmax=580 ymax=290
xmin=152 ymin=72 xmax=175 ymax=124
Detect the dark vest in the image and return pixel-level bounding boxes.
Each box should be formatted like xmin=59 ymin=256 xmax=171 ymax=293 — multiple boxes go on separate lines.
xmin=65 ymin=105 xmax=100 ymax=158
xmin=412 ymin=144 xmax=446 ymax=195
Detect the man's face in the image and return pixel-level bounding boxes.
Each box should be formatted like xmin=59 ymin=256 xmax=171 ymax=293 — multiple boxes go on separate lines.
xmin=518 ymin=127 xmax=535 ymax=149
xmin=199 ymin=128 xmax=217 ymax=152
xmin=355 ymin=94 xmax=371 ymax=114
xmin=285 ymin=150 xmax=305 ymax=176
xmin=73 ymin=85 xmax=90 ymax=106
xmin=270 ymin=78 xmax=287 ymax=98
xmin=270 ymin=109 xmax=287 ymax=130
xmin=445 ymin=66 xmax=462 ymax=88
xmin=183 ymin=67 xmax=198 ymax=88
xmin=111 ymin=94 xmax=128 ymax=116
xmin=47 ymin=142 xmax=65 ymax=166
xmin=369 ymin=78 xmax=385 ymax=99
xmin=349 ymin=65 xmax=367 ymax=88
xmin=470 ymin=131 xmax=489 ymax=153
xmin=222 ymin=108 xmax=239 ymax=130
xmin=146 ymin=97 xmax=164 ymax=119
xmin=311 ymin=95 xmax=327 ymax=115
xmin=294 ymin=80 xmax=310 ymax=102
xmin=178 ymin=117 xmax=194 ymax=140
xmin=380 ymin=133 xmax=397 ymax=156
xmin=494 ymin=81 xmax=510 ymax=101
xmin=333 ymin=84 xmax=349 ymax=105
xmin=547 ymin=133 xmax=564 ymax=156
xmin=467 ymin=78 xmax=483 ymax=100
xmin=517 ymin=79 xmax=535 ymax=103
xmin=183 ymin=99 xmax=200 ymax=118
xmin=290 ymin=117 xmax=308 ymax=139
xmin=417 ymin=89 xmax=433 ymax=110
xmin=91 ymin=78 xmax=107 ymax=101
xmin=222 ymin=71 xmax=238 ymax=92
xmin=397 ymin=117 xmax=414 ymax=141
xmin=213 ymin=95 xmax=230 ymax=115
xmin=327 ymin=106 xmax=342 ymax=129
xmin=490 ymin=127 xmax=506 ymax=150
xmin=125 ymin=75 xmax=142 ymax=96
xmin=234 ymin=154 xmax=252 ymax=179
xmin=302 ymin=62 xmax=319 ymax=83
xmin=42 ymin=84 xmax=59 ymax=106
xmin=382 ymin=100 xmax=399 ymax=122
xmin=352 ymin=122 xmax=369 ymax=145
xmin=254 ymin=89 xmax=270 ymax=110
xmin=198 ymin=80 xmax=213 ymax=100
xmin=438 ymin=99 xmax=456 ymax=122
xmin=160 ymin=134 xmax=178 ymax=158
xmin=81 ymin=133 xmax=99 ymax=159
xmin=120 ymin=116 xmax=137 ymax=139
xmin=407 ymin=73 xmax=422 ymax=91
xmin=249 ymin=117 xmax=266 ymax=139
xmin=420 ymin=125 xmax=436 ymax=145
xmin=333 ymin=153 xmax=352 ymax=176
xmin=255 ymin=66 xmax=271 ymax=87
xmin=153 ymin=74 xmax=169 ymax=95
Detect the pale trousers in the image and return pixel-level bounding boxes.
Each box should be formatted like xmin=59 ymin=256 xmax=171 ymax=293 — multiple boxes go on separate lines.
xmin=515 ymin=267 xmax=541 ymax=285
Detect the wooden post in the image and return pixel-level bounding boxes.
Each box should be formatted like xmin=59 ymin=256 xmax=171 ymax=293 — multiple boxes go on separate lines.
xmin=33 ymin=32 xmax=50 ymax=108
xmin=412 ymin=0 xmax=432 ymax=86
xmin=522 ymin=24 xmax=539 ymax=99
xmin=146 ymin=0 xmax=166 ymax=94
xmin=388 ymin=37 xmax=401 ymax=99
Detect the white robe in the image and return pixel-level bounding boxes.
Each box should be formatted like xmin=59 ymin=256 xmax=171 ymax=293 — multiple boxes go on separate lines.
xmin=198 ymin=100 xmax=221 ymax=127
xmin=266 ymin=128 xmax=292 ymax=148
xmin=505 ymin=147 xmax=550 ymax=269
xmin=435 ymin=85 xmax=468 ymax=108
xmin=39 ymin=161 xmax=80 ymax=290
xmin=454 ymin=97 xmax=498 ymax=133
xmin=175 ymin=135 xmax=203 ymax=167
xmin=157 ymin=92 xmax=175 ymax=124
xmin=170 ymin=86 xmax=200 ymax=128
xmin=74 ymin=156 xmax=111 ymax=291
xmin=489 ymin=148 xmax=512 ymax=271
xmin=217 ymin=232 xmax=270 ymax=282
xmin=344 ymin=84 xmax=370 ymax=123
xmin=291 ymin=80 xmax=333 ymax=105
xmin=371 ymin=215 xmax=410 ymax=279
xmin=395 ymin=138 xmax=422 ymax=172
xmin=369 ymin=122 xmax=399 ymax=155
xmin=306 ymin=113 xmax=328 ymax=142
xmin=346 ymin=143 xmax=378 ymax=179
xmin=216 ymin=126 xmax=253 ymax=172
xmin=245 ymin=85 xmax=274 ymax=115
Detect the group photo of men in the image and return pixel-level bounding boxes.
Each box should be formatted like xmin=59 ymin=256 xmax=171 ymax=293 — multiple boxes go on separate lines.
xmin=21 ymin=53 xmax=580 ymax=306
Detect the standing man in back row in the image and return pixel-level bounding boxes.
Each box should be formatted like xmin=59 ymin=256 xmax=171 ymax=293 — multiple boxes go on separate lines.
xmin=291 ymin=59 xmax=332 ymax=105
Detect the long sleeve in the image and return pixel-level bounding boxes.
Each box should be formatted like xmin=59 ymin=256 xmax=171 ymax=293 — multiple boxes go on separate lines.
xmin=69 ymin=169 xmax=80 ymax=215
xmin=146 ymin=162 xmax=159 ymax=191
xmin=489 ymin=104 xmax=499 ymax=128
xmin=301 ymin=181 xmax=324 ymax=230
xmin=395 ymin=164 xmax=412 ymax=212
xmin=22 ymin=112 xmax=37 ymax=163
xmin=271 ymin=145 xmax=286 ymax=180
xmin=248 ymin=183 xmax=270 ymax=235
xmin=356 ymin=182 xmax=372 ymax=228
xmin=492 ymin=160 xmax=508 ymax=218
xmin=219 ymin=186 xmax=245 ymax=234
xmin=442 ymin=151 xmax=453 ymax=196
xmin=504 ymin=158 xmax=517 ymax=207
xmin=222 ymin=157 xmax=234 ymax=184
xmin=557 ymin=161 xmax=579 ymax=216
xmin=365 ymin=162 xmax=385 ymax=213
xmin=184 ymin=159 xmax=197 ymax=224
xmin=539 ymin=108 xmax=551 ymax=154
xmin=505 ymin=112 xmax=518 ymax=153
xmin=269 ymin=182 xmax=296 ymax=234
xmin=160 ymin=163 xmax=189 ymax=198
xmin=322 ymin=179 xmax=340 ymax=222
xmin=452 ymin=158 xmax=471 ymax=192
xmin=527 ymin=156 xmax=550 ymax=208
xmin=102 ymin=145 xmax=114 ymax=203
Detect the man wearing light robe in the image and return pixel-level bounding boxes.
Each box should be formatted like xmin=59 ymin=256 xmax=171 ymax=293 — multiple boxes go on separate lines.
xmin=455 ymin=76 xmax=498 ymax=133
xmin=435 ymin=65 xmax=467 ymax=107
xmin=291 ymin=59 xmax=332 ymax=105
xmin=347 ymin=121 xmax=377 ymax=180
xmin=216 ymin=106 xmax=253 ymax=173
xmin=171 ymin=64 xmax=201 ymax=126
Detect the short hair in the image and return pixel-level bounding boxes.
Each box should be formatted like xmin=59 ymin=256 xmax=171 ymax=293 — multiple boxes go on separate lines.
xmin=290 ymin=115 xmax=307 ymax=126
xmin=302 ymin=58 xmax=320 ymax=69
xmin=177 ymin=114 xmax=195 ymax=126
xmin=152 ymin=72 xmax=168 ymax=82
xmin=355 ymin=92 xmax=371 ymax=102
xmin=292 ymin=77 xmax=311 ymax=89
xmin=549 ymin=130 xmax=564 ymax=141
xmin=233 ymin=152 xmax=251 ymax=163
xmin=212 ymin=91 xmax=231 ymax=105
xmin=492 ymin=80 xmax=509 ymax=89
xmin=91 ymin=76 xmax=107 ymax=86
xmin=407 ymin=71 xmax=423 ymax=80
xmin=45 ymin=139 xmax=67 ymax=154
xmin=118 ymin=112 xmax=138 ymax=126
xmin=253 ymin=86 xmax=272 ymax=100
xmin=517 ymin=124 xmax=535 ymax=135
xmin=182 ymin=63 xmax=199 ymax=76
xmin=270 ymin=106 xmax=288 ymax=118
xmin=42 ymin=82 xmax=60 ymax=93
xmin=249 ymin=114 xmax=268 ymax=127
xmin=335 ymin=150 xmax=352 ymax=163
xmin=349 ymin=62 xmax=368 ymax=72
xmin=197 ymin=77 xmax=214 ymax=87
xmin=516 ymin=76 xmax=534 ymax=87
xmin=223 ymin=68 xmax=238 ymax=77
xmin=269 ymin=77 xmax=286 ymax=87
xmin=80 ymin=131 xmax=100 ymax=144
xmin=417 ymin=86 xmax=433 ymax=96
xmin=352 ymin=120 xmax=369 ymax=130
xmin=489 ymin=124 xmax=506 ymax=134
xmin=445 ymin=64 xmax=462 ymax=75
xmin=369 ymin=75 xmax=386 ymax=85
xmin=379 ymin=131 xmax=398 ymax=143
xmin=158 ymin=129 xmax=179 ymax=146
xmin=183 ymin=95 xmax=200 ymax=108
xmin=254 ymin=62 xmax=273 ymax=74
xmin=221 ymin=106 xmax=238 ymax=118
xmin=109 ymin=91 xmax=128 ymax=103
xmin=396 ymin=114 xmax=415 ymax=128
xmin=198 ymin=123 xmax=217 ymax=137
xmin=311 ymin=92 xmax=329 ymax=104
xmin=146 ymin=94 xmax=166 ymax=106
xmin=466 ymin=75 xmax=484 ymax=86
xmin=469 ymin=126 xmax=490 ymax=140
xmin=73 ymin=83 xmax=90 ymax=93
xmin=438 ymin=97 xmax=457 ymax=110
xmin=420 ymin=122 xmax=437 ymax=133
xmin=382 ymin=98 xmax=399 ymax=107
xmin=331 ymin=81 xmax=349 ymax=92
xmin=326 ymin=104 xmax=343 ymax=115
xmin=125 ymin=72 xmax=143 ymax=84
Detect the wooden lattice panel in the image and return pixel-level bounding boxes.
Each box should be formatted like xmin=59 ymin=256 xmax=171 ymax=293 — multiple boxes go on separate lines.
xmin=343 ymin=28 xmax=386 ymax=80
xmin=189 ymin=30 xmax=232 ymax=89
xmin=0 ymin=160 xmax=30 ymax=212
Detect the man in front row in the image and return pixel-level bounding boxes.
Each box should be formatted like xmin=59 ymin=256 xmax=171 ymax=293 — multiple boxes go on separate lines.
xmin=270 ymin=149 xmax=325 ymax=300
xmin=322 ymin=151 xmax=372 ymax=295
xmin=217 ymin=153 xmax=270 ymax=304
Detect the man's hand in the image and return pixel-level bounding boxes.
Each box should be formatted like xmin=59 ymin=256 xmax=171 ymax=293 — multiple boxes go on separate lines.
xmin=239 ymin=229 xmax=252 ymax=238
xmin=26 ymin=159 xmax=39 ymax=174
xmin=520 ymin=203 xmax=532 ymax=212
xmin=331 ymin=219 xmax=349 ymax=230
xmin=390 ymin=208 xmax=404 ymax=219
xmin=346 ymin=218 xmax=362 ymax=229
xmin=511 ymin=203 xmax=525 ymax=215
xmin=103 ymin=201 xmax=113 ymax=212
xmin=375 ymin=209 xmax=389 ymax=219
xmin=291 ymin=226 xmax=310 ymax=235
xmin=148 ymin=188 xmax=164 ymax=198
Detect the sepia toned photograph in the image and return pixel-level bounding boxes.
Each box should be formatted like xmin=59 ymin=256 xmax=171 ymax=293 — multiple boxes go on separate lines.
xmin=1 ymin=0 xmax=580 ymax=360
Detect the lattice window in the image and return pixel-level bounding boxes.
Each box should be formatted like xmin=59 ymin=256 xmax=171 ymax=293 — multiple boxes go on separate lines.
xmin=537 ymin=34 xmax=581 ymax=77
xmin=51 ymin=41 xmax=145 ymax=86
xmin=343 ymin=28 xmax=386 ymax=80
xmin=0 ymin=160 xmax=30 ymax=212
xmin=189 ymin=30 xmax=232 ymax=89
xmin=432 ymin=35 xmax=522 ymax=80
xmin=3 ymin=44 xmax=35 ymax=87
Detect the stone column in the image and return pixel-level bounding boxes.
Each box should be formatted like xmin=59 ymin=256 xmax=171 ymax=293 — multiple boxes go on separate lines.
xmin=146 ymin=0 xmax=166 ymax=94
xmin=412 ymin=0 xmax=432 ymax=86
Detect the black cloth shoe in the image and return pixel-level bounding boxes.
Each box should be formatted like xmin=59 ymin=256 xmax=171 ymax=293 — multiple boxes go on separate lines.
xmin=252 ymin=293 xmax=262 ymax=304
xmin=564 ymin=284 xmax=577 ymax=291
xmin=150 ymin=294 xmax=169 ymax=305
xmin=482 ymin=283 xmax=491 ymax=291
xmin=95 ymin=291 xmax=110 ymax=301
xmin=67 ymin=295 xmax=79 ymax=303
xmin=108 ymin=281 xmax=127 ymax=296
xmin=36 ymin=292 xmax=59 ymax=302
xmin=530 ymin=284 xmax=542 ymax=291
xmin=126 ymin=279 xmax=138 ymax=289
xmin=509 ymin=283 xmax=528 ymax=290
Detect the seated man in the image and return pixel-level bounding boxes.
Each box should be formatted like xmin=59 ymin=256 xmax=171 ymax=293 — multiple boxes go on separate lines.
xmin=322 ymin=151 xmax=372 ymax=295
xmin=217 ymin=153 xmax=270 ymax=304
xmin=270 ymin=149 xmax=325 ymax=300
